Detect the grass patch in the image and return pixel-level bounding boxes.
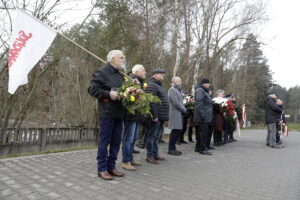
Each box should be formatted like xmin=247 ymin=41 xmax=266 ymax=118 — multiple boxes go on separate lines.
xmin=0 ymin=146 xmax=97 ymax=159
xmin=244 ymin=123 xmax=300 ymax=131
xmin=286 ymin=123 xmax=300 ymax=131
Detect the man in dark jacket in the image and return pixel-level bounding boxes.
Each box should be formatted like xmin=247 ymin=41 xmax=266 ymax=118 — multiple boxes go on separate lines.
xmin=145 ymin=69 xmax=169 ymax=164
xmin=265 ymin=92 xmax=282 ymax=148
xmin=122 ymin=64 xmax=146 ymax=171
xmin=87 ymin=50 xmax=125 ymax=180
xmin=194 ymin=78 xmax=213 ymax=155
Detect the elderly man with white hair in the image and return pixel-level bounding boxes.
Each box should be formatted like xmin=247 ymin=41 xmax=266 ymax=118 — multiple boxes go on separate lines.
xmin=121 ymin=64 xmax=147 ymax=171
xmin=167 ymin=77 xmax=187 ymax=156
xmin=88 ymin=50 xmax=125 ymax=180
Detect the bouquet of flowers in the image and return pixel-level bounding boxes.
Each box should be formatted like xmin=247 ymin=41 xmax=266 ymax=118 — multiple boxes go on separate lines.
xmin=183 ymin=95 xmax=195 ymax=110
xmin=118 ymin=79 xmax=160 ymax=116
xmin=224 ymin=100 xmax=238 ymax=125
xmin=212 ymin=97 xmax=227 ymax=112
xmin=213 ymin=97 xmax=237 ymax=125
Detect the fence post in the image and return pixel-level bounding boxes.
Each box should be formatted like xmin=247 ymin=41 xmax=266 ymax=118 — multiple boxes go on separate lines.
xmin=40 ymin=128 xmax=46 ymax=151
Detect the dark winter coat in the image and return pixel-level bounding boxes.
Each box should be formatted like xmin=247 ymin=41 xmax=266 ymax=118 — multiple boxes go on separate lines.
xmin=87 ymin=64 xmax=124 ymax=118
xmin=193 ymin=84 xmax=213 ymax=123
xmin=124 ymin=74 xmax=145 ymax=121
xmin=214 ymin=112 xmax=224 ymax=132
xmin=145 ymin=77 xmax=169 ymax=121
xmin=265 ymin=96 xmax=282 ymax=124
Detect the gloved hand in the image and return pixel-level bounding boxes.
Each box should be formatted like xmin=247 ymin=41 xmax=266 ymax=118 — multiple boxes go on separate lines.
xmin=183 ymin=110 xmax=189 ymax=117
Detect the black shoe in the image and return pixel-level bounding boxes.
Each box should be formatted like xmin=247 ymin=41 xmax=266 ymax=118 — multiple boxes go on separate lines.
xmin=207 ymin=146 xmax=215 ymax=150
xmin=199 ymin=151 xmax=212 ymax=155
xmin=133 ymin=149 xmax=140 ymax=154
xmin=213 ymin=143 xmax=219 ymax=146
xmin=181 ymin=140 xmax=188 ymax=144
xmin=189 ymin=140 xmax=195 ymax=143
xmin=175 ymin=150 xmax=182 ymax=155
xmin=266 ymin=143 xmax=270 ymax=146
xmin=168 ymin=150 xmax=181 ymax=156
xmin=176 ymin=141 xmax=181 ymax=145
xmin=271 ymin=144 xmax=282 ymax=149
xmin=195 ymin=149 xmax=200 ymax=152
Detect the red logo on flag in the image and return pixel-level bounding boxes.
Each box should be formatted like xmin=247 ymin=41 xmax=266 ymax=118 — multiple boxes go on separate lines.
xmin=8 ymin=30 xmax=32 ymax=68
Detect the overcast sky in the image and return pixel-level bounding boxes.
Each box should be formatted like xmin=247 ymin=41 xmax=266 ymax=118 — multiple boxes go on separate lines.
xmin=40 ymin=0 xmax=300 ymax=89
xmin=261 ymin=0 xmax=300 ymax=88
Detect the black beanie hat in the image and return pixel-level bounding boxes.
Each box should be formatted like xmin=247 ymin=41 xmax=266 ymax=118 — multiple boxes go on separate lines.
xmin=200 ymin=78 xmax=210 ymax=84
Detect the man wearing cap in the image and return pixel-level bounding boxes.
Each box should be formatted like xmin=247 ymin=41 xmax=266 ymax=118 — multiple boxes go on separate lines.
xmin=145 ymin=69 xmax=170 ymax=164
xmin=194 ymin=78 xmax=213 ymax=155
xmin=265 ymin=92 xmax=282 ymax=148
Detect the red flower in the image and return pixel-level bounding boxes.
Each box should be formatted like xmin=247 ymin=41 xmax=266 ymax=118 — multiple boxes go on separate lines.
xmin=103 ymin=98 xmax=109 ymax=103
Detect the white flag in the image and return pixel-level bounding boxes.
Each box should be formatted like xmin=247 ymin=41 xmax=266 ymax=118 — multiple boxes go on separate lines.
xmin=8 ymin=8 xmax=57 ymax=94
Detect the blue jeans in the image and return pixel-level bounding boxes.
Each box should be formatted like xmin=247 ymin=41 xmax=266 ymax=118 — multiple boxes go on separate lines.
xmin=146 ymin=120 xmax=164 ymax=158
xmin=97 ymin=118 xmax=123 ymax=172
xmin=122 ymin=121 xmax=139 ymax=162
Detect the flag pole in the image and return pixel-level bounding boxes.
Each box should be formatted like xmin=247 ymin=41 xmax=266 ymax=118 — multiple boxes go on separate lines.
xmin=57 ymin=32 xmax=133 ymax=80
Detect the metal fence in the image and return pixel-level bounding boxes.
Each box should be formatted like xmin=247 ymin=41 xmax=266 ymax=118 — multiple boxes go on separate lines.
xmin=0 ymin=128 xmax=99 ymax=156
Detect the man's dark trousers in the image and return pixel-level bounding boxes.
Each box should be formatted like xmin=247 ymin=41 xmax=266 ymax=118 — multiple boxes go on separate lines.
xmin=169 ymin=129 xmax=181 ymax=151
xmin=223 ymin=120 xmax=230 ymax=143
xmin=97 ymin=118 xmax=123 ymax=172
xmin=146 ymin=120 xmax=164 ymax=158
xmin=195 ymin=123 xmax=209 ymax=151
xmin=178 ymin=116 xmax=188 ymax=143
xmin=206 ymin=124 xmax=214 ymax=148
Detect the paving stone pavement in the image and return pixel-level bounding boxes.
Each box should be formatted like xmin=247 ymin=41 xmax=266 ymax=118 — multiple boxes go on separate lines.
xmin=1 ymin=129 xmax=300 ymax=200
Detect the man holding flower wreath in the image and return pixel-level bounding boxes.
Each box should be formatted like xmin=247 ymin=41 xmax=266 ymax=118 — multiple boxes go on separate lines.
xmin=121 ymin=64 xmax=147 ymax=171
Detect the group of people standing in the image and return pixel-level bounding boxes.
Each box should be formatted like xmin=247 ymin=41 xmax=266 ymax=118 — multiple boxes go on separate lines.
xmin=88 ymin=50 xmax=238 ymax=181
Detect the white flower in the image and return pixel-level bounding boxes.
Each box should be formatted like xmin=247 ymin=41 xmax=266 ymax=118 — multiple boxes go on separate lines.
xmin=213 ymin=97 xmax=227 ymax=105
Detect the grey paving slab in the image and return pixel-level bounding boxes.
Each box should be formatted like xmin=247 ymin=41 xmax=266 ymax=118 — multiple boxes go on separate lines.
xmin=1 ymin=129 xmax=300 ymax=200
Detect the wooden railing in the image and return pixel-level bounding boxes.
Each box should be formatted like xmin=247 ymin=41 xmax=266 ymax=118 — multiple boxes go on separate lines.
xmin=0 ymin=128 xmax=99 ymax=156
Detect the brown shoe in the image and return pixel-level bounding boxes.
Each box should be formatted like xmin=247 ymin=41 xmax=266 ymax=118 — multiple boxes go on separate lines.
xmin=146 ymin=157 xmax=159 ymax=164
xmin=108 ymin=170 xmax=125 ymax=177
xmin=98 ymin=171 xmax=113 ymax=180
xmin=131 ymin=160 xmax=142 ymax=166
xmin=154 ymin=156 xmax=165 ymax=161
xmin=122 ymin=162 xmax=137 ymax=171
